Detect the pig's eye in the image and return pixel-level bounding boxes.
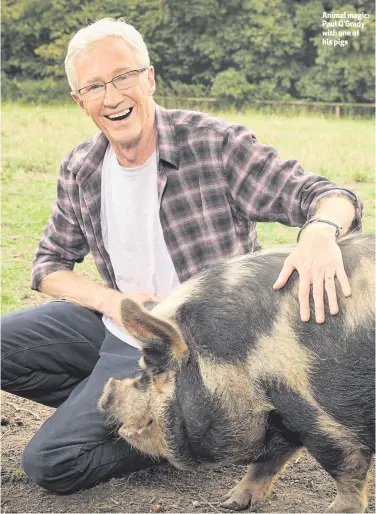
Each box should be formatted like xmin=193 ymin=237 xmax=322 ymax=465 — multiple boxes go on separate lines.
xmin=134 ymin=373 xmax=151 ymax=390
xmin=146 ymin=418 xmax=153 ymax=427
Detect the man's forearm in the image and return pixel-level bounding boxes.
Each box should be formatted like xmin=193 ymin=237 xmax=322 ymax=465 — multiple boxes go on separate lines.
xmin=302 ymin=195 xmax=357 ymax=240
xmin=39 ymin=270 xmax=122 ymax=315
xmin=313 ymin=195 xmax=356 ymax=233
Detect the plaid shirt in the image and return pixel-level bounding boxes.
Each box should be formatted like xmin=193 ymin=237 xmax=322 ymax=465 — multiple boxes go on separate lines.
xmin=31 ymin=104 xmax=362 ymax=291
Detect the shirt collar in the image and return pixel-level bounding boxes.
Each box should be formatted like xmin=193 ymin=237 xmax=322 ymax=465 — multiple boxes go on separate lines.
xmin=154 ymin=103 xmax=180 ymax=169
xmin=74 ymin=102 xmax=179 ymax=185
xmin=74 ymin=132 xmax=109 ymax=186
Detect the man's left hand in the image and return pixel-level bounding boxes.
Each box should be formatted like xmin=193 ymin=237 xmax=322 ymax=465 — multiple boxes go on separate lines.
xmin=272 ymin=224 xmax=352 ymax=323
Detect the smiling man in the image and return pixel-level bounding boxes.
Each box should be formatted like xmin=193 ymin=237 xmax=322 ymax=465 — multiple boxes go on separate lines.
xmin=71 ymin=36 xmax=157 ymax=166
xmin=1 ymin=18 xmax=362 ymax=493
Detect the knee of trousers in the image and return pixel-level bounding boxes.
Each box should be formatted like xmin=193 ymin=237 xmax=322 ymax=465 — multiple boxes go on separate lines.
xmin=22 ymin=434 xmax=85 ymax=494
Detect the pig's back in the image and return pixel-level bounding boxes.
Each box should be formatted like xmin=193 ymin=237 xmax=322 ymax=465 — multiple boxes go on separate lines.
xmin=169 ymin=234 xmax=374 ymax=444
xmin=170 ymin=234 xmax=373 ymax=358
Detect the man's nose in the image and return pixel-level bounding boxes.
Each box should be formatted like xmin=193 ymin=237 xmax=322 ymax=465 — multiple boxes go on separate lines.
xmin=103 ymin=82 xmax=124 ymax=107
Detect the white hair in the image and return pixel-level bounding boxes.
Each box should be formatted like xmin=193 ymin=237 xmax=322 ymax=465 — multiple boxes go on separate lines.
xmin=65 ymin=18 xmax=150 ymax=91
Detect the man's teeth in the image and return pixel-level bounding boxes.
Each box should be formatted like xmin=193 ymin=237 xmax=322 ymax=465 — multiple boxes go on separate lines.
xmin=108 ymin=108 xmax=131 ymax=119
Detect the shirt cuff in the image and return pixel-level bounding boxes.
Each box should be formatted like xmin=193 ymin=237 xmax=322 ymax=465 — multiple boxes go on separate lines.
xmin=306 ymin=188 xmax=363 ymax=233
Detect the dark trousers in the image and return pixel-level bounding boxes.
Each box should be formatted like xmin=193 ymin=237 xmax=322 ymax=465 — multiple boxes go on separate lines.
xmin=1 ymin=301 xmax=158 ymax=493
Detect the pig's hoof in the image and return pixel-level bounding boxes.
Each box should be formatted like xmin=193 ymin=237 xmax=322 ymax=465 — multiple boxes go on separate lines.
xmin=220 ymin=489 xmax=253 ymax=511
xmin=325 ymin=507 xmax=363 ymax=513
xmin=325 ymin=498 xmax=365 ymax=513
xmin=220 ymin=498 xmax=249 ymax=511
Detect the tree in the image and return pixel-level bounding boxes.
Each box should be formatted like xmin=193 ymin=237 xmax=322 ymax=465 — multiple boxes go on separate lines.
xmin=2 ymin=0 xmax=375 ymax=104
xmin=211 ymin=68 xmax=252 ymax=108
xmin=295 ymin=1 xmax=375 ymax=102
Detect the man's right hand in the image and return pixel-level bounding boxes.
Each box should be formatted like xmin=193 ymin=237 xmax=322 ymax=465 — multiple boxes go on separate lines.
xmin=40 ymin=270 xmax=164 ymax=330
xmin=100 ymin=289 xmax=163 ymax=329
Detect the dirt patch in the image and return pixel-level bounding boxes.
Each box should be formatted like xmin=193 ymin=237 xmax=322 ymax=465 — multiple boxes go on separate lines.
xmin=1 ymin=391 xmax=374 ymax=513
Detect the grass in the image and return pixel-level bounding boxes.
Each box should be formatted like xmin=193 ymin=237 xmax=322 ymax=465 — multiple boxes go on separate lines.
xmin=2 ymin=103 xmax=374 ymax=314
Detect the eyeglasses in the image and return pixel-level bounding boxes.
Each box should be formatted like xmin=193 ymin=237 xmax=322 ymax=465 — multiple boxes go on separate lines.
xmin=77 ymin=67 xmax=148 ymax=101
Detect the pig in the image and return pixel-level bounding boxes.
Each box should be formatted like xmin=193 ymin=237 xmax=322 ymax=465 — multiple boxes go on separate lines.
xmin=99 ymin=234 xmax=375 ymax=513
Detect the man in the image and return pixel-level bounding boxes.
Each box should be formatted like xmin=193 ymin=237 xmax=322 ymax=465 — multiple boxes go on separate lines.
xmin=1 ymin=18 xmax=361 ymax=494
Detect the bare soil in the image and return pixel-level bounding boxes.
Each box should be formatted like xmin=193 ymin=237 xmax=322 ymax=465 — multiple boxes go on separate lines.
xmin=1 ymin=392 xmax=374 ymax=514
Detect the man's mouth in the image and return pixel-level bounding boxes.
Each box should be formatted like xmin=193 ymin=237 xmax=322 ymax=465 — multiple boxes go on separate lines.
xmin=104 ymin=107 xmax=133 ymax=121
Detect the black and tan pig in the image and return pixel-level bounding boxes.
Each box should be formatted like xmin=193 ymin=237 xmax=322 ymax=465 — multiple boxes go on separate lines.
xmin=99 ymin=234 xmax=375 ymax=513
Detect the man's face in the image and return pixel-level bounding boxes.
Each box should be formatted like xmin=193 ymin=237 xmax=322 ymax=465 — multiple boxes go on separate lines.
xmin=71 ymin=36 xmax=155 ymax=150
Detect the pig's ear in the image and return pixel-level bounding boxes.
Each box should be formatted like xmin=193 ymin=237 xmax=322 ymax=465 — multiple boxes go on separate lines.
xmin=121 ymin=298 xmax=189 ymax=373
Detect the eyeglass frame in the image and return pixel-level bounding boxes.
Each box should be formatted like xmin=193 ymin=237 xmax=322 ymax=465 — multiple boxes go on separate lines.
xmin=76 ymin=67 xmax=149 ymax=98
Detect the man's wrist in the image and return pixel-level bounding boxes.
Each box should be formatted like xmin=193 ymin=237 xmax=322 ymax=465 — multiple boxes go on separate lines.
xmin=297 ymin=218 xmax=341 ymax=242
xmin=95 ymin=288 xmax=123 ymax=315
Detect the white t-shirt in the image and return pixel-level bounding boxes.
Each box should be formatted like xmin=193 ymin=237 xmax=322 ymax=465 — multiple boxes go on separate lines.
xmin=100 ymin=145 xmax=180 ymax=348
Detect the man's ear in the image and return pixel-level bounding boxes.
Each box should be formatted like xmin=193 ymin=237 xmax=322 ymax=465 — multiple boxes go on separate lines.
xmin=147 ymin=66 xmax=156 ymax=96
xmin=121 ymin=298 xmax=189 ymax=374
xmin=71 ymin=92 xmax=90 ymax=116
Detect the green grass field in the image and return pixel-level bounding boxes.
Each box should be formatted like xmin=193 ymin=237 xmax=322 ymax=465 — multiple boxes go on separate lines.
xmin=2 ymin=103 xmax=374 ymax=314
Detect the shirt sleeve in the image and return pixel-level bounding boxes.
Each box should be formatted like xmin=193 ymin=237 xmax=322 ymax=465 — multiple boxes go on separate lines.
xmin=221 ymin=124 xmax=363 ymax=229
xmin=31 ymin=156 xmax=90 ymax=291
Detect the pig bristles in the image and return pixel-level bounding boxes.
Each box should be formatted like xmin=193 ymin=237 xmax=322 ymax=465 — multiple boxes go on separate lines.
xmin=103 ymin=412 xmax=122 ymax=437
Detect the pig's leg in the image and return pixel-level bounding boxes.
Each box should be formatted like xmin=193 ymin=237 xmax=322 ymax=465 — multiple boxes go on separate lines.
xmin=297 ymin=423 xmax=372 ymax=514
xmin=311 ymin=448 xmax=372 ymax=514
xmin=266 ymin=382 xmax=373 ymax=513
xmin=220 ymin=447 xmax=301 ymax=510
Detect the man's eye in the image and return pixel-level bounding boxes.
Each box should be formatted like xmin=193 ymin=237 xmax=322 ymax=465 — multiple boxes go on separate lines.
xmin=117 ymin=74 xmax=130 ymax=82
xmin=88 ymin=83 xmax=104 ymax=91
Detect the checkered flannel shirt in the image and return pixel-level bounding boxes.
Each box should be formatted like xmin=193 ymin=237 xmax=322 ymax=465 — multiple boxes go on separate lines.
xmin=31 ymin=104 xmax=362 ymax=290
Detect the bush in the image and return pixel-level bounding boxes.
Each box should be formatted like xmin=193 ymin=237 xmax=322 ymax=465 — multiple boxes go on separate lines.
xmin=1 ymin=73 xmax=22 ymax=102
xmin=2 ymin=77 xmax=71 ymax=104
xmin=211 ymin=69 xmax=252 ymax=109
xmin=155 ymin=75 xmax=209 ymax=98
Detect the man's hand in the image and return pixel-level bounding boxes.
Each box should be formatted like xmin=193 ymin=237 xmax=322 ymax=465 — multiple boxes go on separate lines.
xmin=100 ymin=289 xmax=164 ymax=329
xmin=273 ymin=224 xmax=351 ymax=323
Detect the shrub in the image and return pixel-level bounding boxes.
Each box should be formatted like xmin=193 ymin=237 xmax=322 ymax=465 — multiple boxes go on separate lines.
xmin=211 ymin=68 xmax=252 ymax=109
xmin=2 ymin=77 xmax=71 ymax=104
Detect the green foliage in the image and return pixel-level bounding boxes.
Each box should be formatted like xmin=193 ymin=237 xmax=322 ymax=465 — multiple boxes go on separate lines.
xmin=2 ymin=77 xmax=71 ymax=103
xmin=211 ymin=69 xmax=252 ymax=108
xmin=1 ymin=72 xmax=20 ymax=101
xmin=1 ymin=0 xmax=375 ymax=105
xmin=160 ymin=81 xmax=209 ymax=98
xmin=296 ymin=2 xmax=375 ymax=102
